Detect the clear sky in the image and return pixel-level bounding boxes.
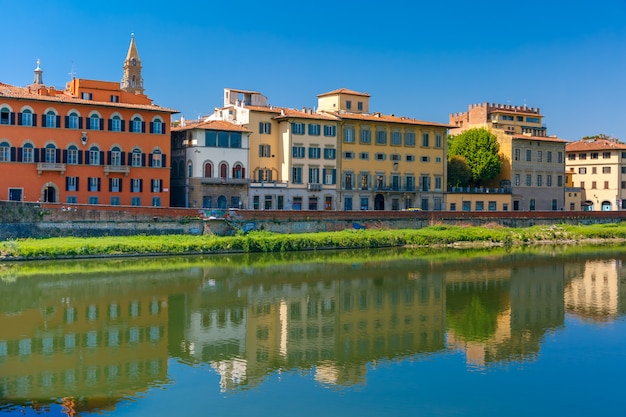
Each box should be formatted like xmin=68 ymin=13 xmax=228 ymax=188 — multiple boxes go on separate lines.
xmin=0 ymin=0 xmax=624 ymax=141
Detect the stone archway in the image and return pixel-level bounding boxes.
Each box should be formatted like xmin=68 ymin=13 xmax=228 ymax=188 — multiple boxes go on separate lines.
xmin=41 ymin=182 xmax=58 ymax=203
xmin=374 ymin=194 xmax=385 ymax=210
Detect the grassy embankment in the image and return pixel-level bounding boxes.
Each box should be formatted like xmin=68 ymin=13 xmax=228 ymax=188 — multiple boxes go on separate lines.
xmin=2 ymin=222 xmax=626 ymax=261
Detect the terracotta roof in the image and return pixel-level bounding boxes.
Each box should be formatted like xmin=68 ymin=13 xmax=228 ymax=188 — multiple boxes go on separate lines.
xmin=172 ymin=119 xmax=251 ymax=133
xmin=317 ymin=88 xmax=370 ymax=98
xmin=0 ymin=82 xmax=178 ymax=113
xmin=331 ymin=111 xmax=454 ymax=128
xmin=566 ymin=138 xmax=626 ymax=151
xmin=244 ymin=105 xmax=283 ymax=113
xmin=512 ymin=134 xmax=568 ymax=143
xmin=273 ymin=108 xmax=339 ymax=121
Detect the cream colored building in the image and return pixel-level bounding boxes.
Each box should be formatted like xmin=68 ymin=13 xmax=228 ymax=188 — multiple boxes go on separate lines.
xmin=450 ymin=103 xmax=567 ymax=211
xmin=565 ymin=137 xmax=626 ymax=211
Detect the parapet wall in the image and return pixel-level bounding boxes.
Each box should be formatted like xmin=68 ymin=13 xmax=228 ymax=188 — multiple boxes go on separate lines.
xmin=0 ymin=201 xmax=624 ymax=240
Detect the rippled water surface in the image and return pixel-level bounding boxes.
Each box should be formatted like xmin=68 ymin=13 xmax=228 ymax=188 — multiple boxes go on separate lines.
xmin=1 ymin=246 xmax=626 ymax=416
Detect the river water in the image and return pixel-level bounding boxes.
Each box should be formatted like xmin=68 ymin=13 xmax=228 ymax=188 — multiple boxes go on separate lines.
xmin=1 ymin=245 xmax=625 ymax=416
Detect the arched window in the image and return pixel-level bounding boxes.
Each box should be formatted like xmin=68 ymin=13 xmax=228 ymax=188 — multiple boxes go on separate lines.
xmin=67 ymin=145 xmax=78 ymax=164
xmin=111 ymin=115 xmax=122 ymax=132
xmin=131 ymin=116 xmax=142 ymax=133
xmin=187 ymin=162 xmax=193 ymax=178
xmin=46 ymin=110 xmax=57 ymax=128
xmin=131 ymin=148 xmax=142 ymax=166
xmin=220 ymin=163 xmax=227 ymax=179
xmin=217 ymin=195 xmax=227 ymax=209
xmin=89 ymin=113 xmax=100 ymax=130
xmin=151 ymin=117 xmax=163 ymax=134
xmin=110 ymin=146 xmax=122 ymax=166
xmin=45 ymin=143 xmax=57 ymax=163
xmin=151 ymin=149 xmax=162 ymax=168
xmin=22 ymin=143 xmax=34 ymax=163
xmin=20 ymin=109 xmax=33 ymax=126
xmin=232 ymin=163 xmax=244 ymax=179
xmin=204 ymin=162 xmax=213 ymax=178
xmin=89 ymin=145 xmax=100 ymax=165
xmin=68 ymin=112 xmax=79 ymax=129
xmin=0 ymin=141 xmax=10 ymax=161
xmin=0 ymin=107 xmax=11 ymax=125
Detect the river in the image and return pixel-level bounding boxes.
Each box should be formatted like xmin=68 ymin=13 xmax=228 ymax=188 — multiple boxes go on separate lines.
xmin=1 ymin=245 xmax=625 ymax=416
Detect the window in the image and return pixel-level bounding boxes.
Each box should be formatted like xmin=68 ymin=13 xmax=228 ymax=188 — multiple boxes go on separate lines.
xmin=360 ymin=128 xmax=371 ymax=144
xmin=604 ymin=181 xmax=609 ymax=189
xmin=323 ymin=168 xmax=336 ymax=184
xmin=547 ymin=175 xmax=552 ymax=186
xmin=526 ymin=174 xmax=531 ymax=186
xmin=259 ymin=144 xmax=271 ymax=157
xmin=514 ymin=174 xmax=520 ymax=186
xmin=579 ymin=167 xmax=586 ymax=174
xmin=292 ymin=146 xmax=305 ymax=158
xmin=405 ymin=176 xmax=415 ymax=191
xmin=357 ymin=102 xmax=363 ymax=111
xmin=308 ymin=124 xmax=321 ymax=136
xmin=89 ymin=196 xmax=99 ymax=204
xmin=110 ymin=178 xmax=121 ymax=192
xmin=603 ymin=152 xmax=611 ymax=159
xmin=257 ymin=169 xmax=272 ymax=182
xmin=0 ymin=108 xmax=11 ymax=125
xmin=343 ymin=151 xmax=354 ymax=159
xmin=149 ymin=150 xmax=162 ymax=168
xmin=547 ymin=151 xmax=552 ymax=163
xmin=475 ymin=201 xmax=484 ymax=211
xmin=404 ymin=131 xmax=415 ymax=146
xmin=309 ymin=167 xmax=320 ymax=184
xmin=131 ymin=149 xmax=142 ymax=167
xmin=111 ymin=95 xmax=119 ymax=103
xmin=603 ymin=167 xmax=611 ymax=174
xmin=131 ymin=179 xmax=142 ymax=192
xmin=151 ymin=179 xmax=162 ymax=193
xmin=488 ymin=201 xmax=497 ymax=211
xmin=81 ymin=92 xmax=92 ymax=100
xmin=344 ymin=197 xmax=353 ymax=210
xmin=323 ymin=125 xmax=336 ymax=137
xmin=45 ymin=111 xmax=57 ymax=128
xmin=360 ymin=197 xmax=369 ymax=210
xmin=292 ymin=167 xmax=303 ymax=184
xmin=592 ymin=167 xmax=597 ymax=174
xmin=89 ymin=147 xmax=100 ymax=165
xmin=421 ymin=156 xmax=430 ymax=162
xmin=346 ymin=100 xmax=352 ymax=110
xmin=527 ymin=117 xmax=540 ymax=123
xmin=376 ymin=129 xmax=387 ymax=145
xmin=323 ymin=148 xmax=336 ymax=160
xmin=568 ymin=154 xmax=576 ymax=161
xmin=68 ymin=112 xmax=79 ymax=129
xmin=292 ymin=122 xmax=305 ymax=135
xmin=89 ymin=114 xmax=100 ymax=130
xmin=111 ymin=115 xmax=122 ymax=132
xmin=22 ymin=143 xmax=34 ymax=163
xmin=152 ymin=197 xmax=161 ymax=207
xmin=309 ymin=147 xmax=321 ymax=159
xmin=152 ymin=118 xmax=163 ymax=134
xmin=526 ymin=149 xmax=531 ymax=161
xmin=131 ymin=116 xmax=143 ymax=133
xmin=406 ymin=154 xmax=415 ymax=162
xmin=110 ymin=147 xmax=122 ymax=166
xmin=259 ymin=122 xmax=271 ymax=134
xmin=110 ymin=196 xmax=120 ymax=205
xmin=391 ymin=154 xmax=401 ymax=161
xmin=579 ymin=153 xmax=587 ymax=160
xmin=0 ymin=141 xmax=9 ymax=162
xmin=375 ymin=153 xmax=385 ymax=161
xmin=515 ymin=149 xmax=520 ymax=161
xmin=537 ymin=175 xmax=542 ymax=186
xmin=45 ymin=144 xmax=57 ymax=163
xmin=435 ymin=134 xmax=442 ymax=148
xmin=88 ymin=177 xmax=100 ymax=192
xmin=537 ymin=151 xmax=542 ymax=162
xmin=422 ymin=133 xmax=429 ymax=147
xmin=359 ymin=152 xmax=369 ymax=160
xmin=391 ymin=131 xmax=401 ymax=145
xmin=20 ymin=109 xmax=32 ymax=126
xmin=344 ymin=126 xmax=355 ymax=143
xmin=218 ymin=132 xmax=228 ymax=147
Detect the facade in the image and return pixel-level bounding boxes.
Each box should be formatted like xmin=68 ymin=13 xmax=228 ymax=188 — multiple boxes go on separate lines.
xmin=0 ymin=36 xmax=177 ymax=206
xmin=170 ymin=119 xmax=251 ymax=209
xmin=565 ymin=137 xmax=626 ymax=211
xmin=317 ymin=89 xmax=450 ymax=211
xmin=450 ymin=103 xmax=567 ymax=211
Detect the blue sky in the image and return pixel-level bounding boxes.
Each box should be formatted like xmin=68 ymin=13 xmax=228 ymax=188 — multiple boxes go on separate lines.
xmin=0 ymin=0 xmax=624 ymax=141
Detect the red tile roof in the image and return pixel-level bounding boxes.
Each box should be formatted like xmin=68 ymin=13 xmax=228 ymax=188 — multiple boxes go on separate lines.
xmin=512 ymin=134 xmax=568 ymax=143
xmin=273 ymin=108 xmax=339 ymax=121
xmin=171 ymin=119 xmax=251 ymax=133
xmin=566 ymin=138 xmax=626 ymax=151
xmin=0 ymin=82 xmax=178 ymax=113
xmin=331 ymin=111 xmax=454 ymax=128
xmin=317 ymin=88 xmax=370 ymax=98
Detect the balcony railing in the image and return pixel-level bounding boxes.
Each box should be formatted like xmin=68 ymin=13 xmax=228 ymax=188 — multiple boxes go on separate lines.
xmin=104 ymin=165 xmax=131 ymax=176
xmin=201 ymin=177 xmax=249 ymax=185
xmin=308 ymin=183 xmax=322 ymax=191
xmin=249 ymin=180 xmax=289 ymax=188
xmin=37 ymin=162 xmax=66 ymax=175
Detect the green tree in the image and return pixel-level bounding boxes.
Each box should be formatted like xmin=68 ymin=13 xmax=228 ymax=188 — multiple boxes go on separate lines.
xmin=447 ymin=155 xmax=472 ymax=188
xmin=448 ymin=128 xmax=502 ymax=186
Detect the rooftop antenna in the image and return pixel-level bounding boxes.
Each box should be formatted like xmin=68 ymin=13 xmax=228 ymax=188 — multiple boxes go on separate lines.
xmin=68 ymin=62 xmax=76 ymax=80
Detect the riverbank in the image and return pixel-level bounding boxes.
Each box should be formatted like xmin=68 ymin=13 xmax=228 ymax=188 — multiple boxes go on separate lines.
xmin=2 ymin=222 xmax=626 ymax=261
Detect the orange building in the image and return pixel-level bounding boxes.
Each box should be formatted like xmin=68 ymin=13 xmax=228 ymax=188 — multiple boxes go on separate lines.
xmin=0 ymin=35 xmax=178 ymax=206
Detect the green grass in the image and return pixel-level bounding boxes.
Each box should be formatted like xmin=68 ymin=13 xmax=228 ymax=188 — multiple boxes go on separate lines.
xmin=2 ymin=222 xmax=626 ymax=260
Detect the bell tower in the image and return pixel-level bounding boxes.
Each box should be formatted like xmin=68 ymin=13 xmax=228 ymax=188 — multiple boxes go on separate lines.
xmin=121 ymin=33 xmax=144 ymax=94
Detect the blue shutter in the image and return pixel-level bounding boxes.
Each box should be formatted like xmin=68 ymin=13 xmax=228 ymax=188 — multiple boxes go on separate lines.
xmin=108 ymin=119 xmax=112 ymax=130
xmin=78 ymin=117 xmax=83 ymax=129
xmin=17 ymin=147 xmax=23 ymax=162
xmin=41 ymin=114 xmax=46 ymax=127
xmin=10 ymin=147 xmax=16 ymax=161
xmin=56 ymin=115 xmax=61 ymax=128
xmin=66 ymin=176 xmax=70 ymax=191
xmin=63 ymin=149 xmax=68 ymax=163
xmin=121 ymin=152 xmax=126 ymax=165
xmin=141 ymin=153 xmax=146 ymax=166
xmin=100 ymin=151 xmax=105 ymax=165
xmin=64 ymin=115 xmax=70 ymax=128
xmin=17 ymin=112 xmax=22 ymax=125
xmin=149 ymin=122 xmax=154 ymax=134
xmin=148 ymin=153 xmax=153 ymax=167
xmin=32 ymin=114 xmax=37 ymax=126
xmin=55 ymin=149 xmax=61 ymax=163
xmin=121 ymin=120 xmax=125 ymax=132
xmin=109 ymin=178 xmax=113 ymax=192
xmin=161 ymin=154 xmax=166 ymax=168
xmin=161 ymin=122 xmax=166 ymax=134
xmin=141 ymin=121 xmax=146 ymax=133
xmin=107 ymin=151 xmax=112 ymax=165
xmin=100 ymin=118 xmax=104 ymax=130
xmin=97 ymin=178 xmax=101 ymax=191
xmin=10 ymin=112 xmax=15 ymax=125
xmin=139 ymin=179 xmax=143 ymax=192
xmin=76 ymin=177 xmax=80 ymax=191
xmin=78 ymin=150 xmax=83 ymax=165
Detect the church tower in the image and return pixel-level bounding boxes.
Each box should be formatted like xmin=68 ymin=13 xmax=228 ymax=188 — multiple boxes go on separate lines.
xmin=121 ymin=33 xmax=144 ymax=94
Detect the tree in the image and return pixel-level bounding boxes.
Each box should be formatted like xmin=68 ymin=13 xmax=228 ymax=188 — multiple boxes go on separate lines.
xmin=447 ymin=155 xmax=472 ymax=188
xmin=448 ymin=128 xmax=502 ymax=186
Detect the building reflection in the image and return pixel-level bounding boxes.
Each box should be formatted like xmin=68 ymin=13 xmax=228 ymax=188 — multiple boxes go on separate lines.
xmin=2 ymin=250 xmax=626 ymax=407
xmin=0 ymin=267 xmax=203 ymax=414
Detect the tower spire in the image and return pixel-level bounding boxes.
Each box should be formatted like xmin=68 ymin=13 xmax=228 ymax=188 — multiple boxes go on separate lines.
xmin=33 ymin=59 xmax=44 ymax=85
xmin=121 ymin=33 xmax=144 ymax=94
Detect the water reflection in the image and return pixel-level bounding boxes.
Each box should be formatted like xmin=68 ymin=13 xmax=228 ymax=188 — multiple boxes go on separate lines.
xmin=1 ymin=247 xmax=626 ymax=414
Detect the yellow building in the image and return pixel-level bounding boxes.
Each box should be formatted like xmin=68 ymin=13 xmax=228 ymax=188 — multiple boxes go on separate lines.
xmin=450 ymin=103 xmax=567 ymax=211
xmin=565 ymin=137 xmax=626 ymax=211
xmin=317 ymin=89 xmax=451 ymax=211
